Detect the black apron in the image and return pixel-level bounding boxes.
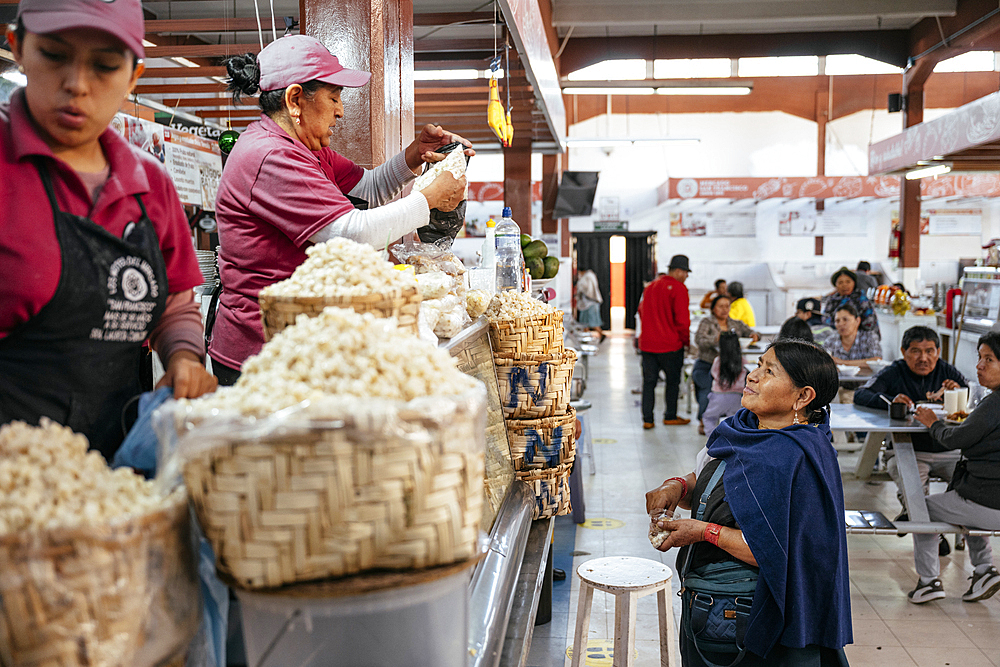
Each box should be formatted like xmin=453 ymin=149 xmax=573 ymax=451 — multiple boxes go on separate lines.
xmin=0 ymin=161 xmax=168 ymax=460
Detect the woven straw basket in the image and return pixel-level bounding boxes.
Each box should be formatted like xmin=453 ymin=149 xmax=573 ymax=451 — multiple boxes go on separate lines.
xmin=489 ymin=311 xmax=564 ymax=356
xmin=495 ymin=349 xmax=577 ymax=419
xmin=0 ymin=490 xmax=199 ymax=667
xmin=259 ymin=285 xmax=421 ymax=341
xmin=181 ymin=392 xmax=486 ymax=590
xmin=516 ymin=463 xmax=573 ymax=519
xmin=505 ymin=407 xmax=577 ymax=471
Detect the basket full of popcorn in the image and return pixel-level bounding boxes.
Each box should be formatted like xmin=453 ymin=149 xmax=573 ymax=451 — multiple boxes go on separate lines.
xmin=0 ymin=421 xmax=199 ymax=667
xmin=258 ymin=237 xmax=421 ymax=341
xmin=175 ymin=307 xmax=486 ymax=589
xmin=486 ymin=292 xmax=564 ymax=356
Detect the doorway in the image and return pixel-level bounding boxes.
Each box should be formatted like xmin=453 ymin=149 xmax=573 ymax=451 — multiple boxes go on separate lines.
xmin=571 ymin=232 xmax=657 ymax=333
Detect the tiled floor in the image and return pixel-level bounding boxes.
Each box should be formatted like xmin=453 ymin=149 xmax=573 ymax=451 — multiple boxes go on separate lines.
xmin=527 ymin=335 xmax=1000 ymax=667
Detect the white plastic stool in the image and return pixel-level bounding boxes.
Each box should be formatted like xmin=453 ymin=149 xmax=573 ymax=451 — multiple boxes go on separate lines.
xmin=570 ymin=399 xmax=595 ymax=475
xmin=571 ymin=556 xmax=676 ymax=667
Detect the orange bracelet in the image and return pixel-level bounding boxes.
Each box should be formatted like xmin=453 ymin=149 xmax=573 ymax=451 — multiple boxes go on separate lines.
xmin=704 ymin=523 xmax=722 ymax=546
xmin=666 ymin=476 xmax=688 ymax=499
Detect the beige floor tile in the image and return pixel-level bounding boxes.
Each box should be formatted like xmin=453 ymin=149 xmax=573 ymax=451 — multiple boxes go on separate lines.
xmin=843 ymin=645 xmax=918 ymax=667
xmin=885 ymin=618 xmax=970 ymax=648
xmin=905 ymin=646 xmax=995 ymax=667
xmin=850 ymin=595 xmax=880 ymax=620
xmin=865 ymin=595 xmax=953 ymax=621
xmin=850 ymin=618 xmax=900 ymax=646
xmin=959 ymin=619 xmax=1000 ymax=650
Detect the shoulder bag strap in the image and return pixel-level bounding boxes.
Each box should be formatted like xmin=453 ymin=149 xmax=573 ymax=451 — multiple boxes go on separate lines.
xmin=680 ymin=459 xmax=727 ymax=579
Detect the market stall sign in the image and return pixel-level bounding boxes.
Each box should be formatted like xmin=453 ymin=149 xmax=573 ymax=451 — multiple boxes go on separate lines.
xmin=659 ymin=175 xmax=1000 ymax=202
xmin=594 ymin=220 xmax=627 ymax=232
xmin=670 ymin=211 xmax=755 ymax=237
xmin=890 ymin=208 xmax=983 ymax=236
xmin=112 ymin=113 xmax=222 ymax=211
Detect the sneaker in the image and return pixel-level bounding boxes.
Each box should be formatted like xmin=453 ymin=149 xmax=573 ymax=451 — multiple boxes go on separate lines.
xmin=956 ymin=535 xmax=966 ymax=551
xmin=939 ymin=535 xmax=952 ymax=557
xmin=663 ymin=417 xmax=691 ymax=426
xmin=962 ymin=567 xmax=1000 ymax=602
xmin=908 ymin=578 xmax=945 ymax=604
xmin=643 ymin=422 xmax=655 ymax=430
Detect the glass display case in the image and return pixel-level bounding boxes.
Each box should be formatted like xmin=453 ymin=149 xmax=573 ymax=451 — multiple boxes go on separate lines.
xmin=959 ymin=267 xmax=1000 ymax=335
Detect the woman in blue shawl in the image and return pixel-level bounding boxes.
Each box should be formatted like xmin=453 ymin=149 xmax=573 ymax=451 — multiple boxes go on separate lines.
xmin=646 ymin=340 xmax=852 ymax=666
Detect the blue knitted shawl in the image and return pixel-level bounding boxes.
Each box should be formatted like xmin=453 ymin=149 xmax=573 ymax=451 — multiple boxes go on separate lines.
xmin=706 ymin=408 xmax=853 ymax=656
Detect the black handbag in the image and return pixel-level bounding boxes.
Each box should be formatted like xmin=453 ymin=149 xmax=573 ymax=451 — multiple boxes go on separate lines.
xmin=680 ymin=460 xmax=759 ymax=667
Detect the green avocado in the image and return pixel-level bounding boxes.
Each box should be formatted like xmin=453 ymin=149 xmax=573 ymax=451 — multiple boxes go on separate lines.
xmin=542 ymin=256 xmax=560 ymax=279
xmin=523 ymin=239 xmax=549 ymax=260
xmin=526 ymin=257 xmax=546 ymax=280
xmin=520 ymin=233 xmax=532 ymax=248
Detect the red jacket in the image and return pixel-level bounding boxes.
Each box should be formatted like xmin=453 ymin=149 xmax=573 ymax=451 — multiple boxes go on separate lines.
xmin=637 ymin=276 xmax=690 ymax=353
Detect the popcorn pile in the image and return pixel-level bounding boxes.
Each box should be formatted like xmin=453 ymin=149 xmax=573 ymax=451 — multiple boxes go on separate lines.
xmin=486 ymin=290 xmax=558 ymax=321
xmin=0 ymin=419 xmax=164 ymax=534
xmin=187 ymin=307 xmax=481 ymax=416
xmin=412 ymin=148 xmax=468 ymax=195
xmin=260 ymin=237 xmax=411 ymax=298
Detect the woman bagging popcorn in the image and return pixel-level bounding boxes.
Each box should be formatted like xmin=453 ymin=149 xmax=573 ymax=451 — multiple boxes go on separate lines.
xmin=0 ymin=0 xmax=217 ymax=461
xmin=210 ymin=36 xmax=473 ymax=385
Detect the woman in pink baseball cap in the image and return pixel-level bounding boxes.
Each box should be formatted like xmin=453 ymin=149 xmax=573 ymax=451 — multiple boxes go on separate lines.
xmin=0 ymin=0 xmax=218 ymax=459
xmin=209 ymin=35 xmax=474 ymax=384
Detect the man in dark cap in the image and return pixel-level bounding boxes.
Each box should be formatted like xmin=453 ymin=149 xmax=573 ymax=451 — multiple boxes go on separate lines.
xmin=796 ymin=297 xmax=833 ymax=340
xmin=637 ymin=255 xmax=692 ymax=428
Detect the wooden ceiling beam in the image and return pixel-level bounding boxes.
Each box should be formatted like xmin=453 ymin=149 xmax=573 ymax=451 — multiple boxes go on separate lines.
xmin=136 ymin=83 xmax=227 ymax=95
xmin=415 ymin=51 xmax=496 ymax=62
xmin=157 ymin=98 xmax=255 ymax=108
xmin=905 ymin=0 xmax=1000 ymax=90
xmin=141 ymin=66 xmax=228 ymax=79
xmin=145 ymin=43 xmax=262 ymax=59
xmin=414 ymin=12 xmax=495 ymax=27
xmin=415 ymin=59 xmax=496 ymax=70
xmin=145 ymin=18 xmax=286 ymax=34
xmin=414 ymin=39 xmax=494 ymax=53
xmin=195 ymin=110 xmax=261 ymax=118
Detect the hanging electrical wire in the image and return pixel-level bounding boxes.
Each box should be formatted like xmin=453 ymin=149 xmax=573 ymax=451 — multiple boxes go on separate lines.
xmin=251 ymin=0 xmax=264 ymax=50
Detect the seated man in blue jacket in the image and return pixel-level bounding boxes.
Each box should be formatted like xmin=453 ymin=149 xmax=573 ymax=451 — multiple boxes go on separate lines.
xmin=854 ymin=326 xmax=967 ymax=553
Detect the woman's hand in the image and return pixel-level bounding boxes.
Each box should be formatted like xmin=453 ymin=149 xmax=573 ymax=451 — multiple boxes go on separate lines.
xmin=914 ymin=406 xmax=939 ymax=428
xmin=655 ymin=519 xmax=707 ymax=552
xmin=645 ymin=474 xmax=692 ymax=515
xmin=941 ymin=379 xmax=961 ymax=391
xmin=157 ymin=351 xmax=218 ymax=399
xmin=750 ymin=332 xmax=760 ymax=343
xmin=419 ymin=171 xmax=467 ymax=212
xmin=405 ymin=124 xmax=475 ymax=171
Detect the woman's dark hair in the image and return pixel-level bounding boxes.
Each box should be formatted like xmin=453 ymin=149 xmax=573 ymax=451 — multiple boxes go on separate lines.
xmin=768 ymin=339 xmax=838 ymax=424
xmin=714 ymin=278 xmax=726 ymax=290
xmin=834 ymin=302 xmax=859 ymax=319
xmin=710 ymin=293 xmax=731 ymax=313
xmin=717 ymin=331 xmax=744 ymax=389
xmin=978 ymin=332 xmax=1000 ymax=360
xmin=830 ymin=267 xmax=857 ymax=289
xmin=727 ymin=281 xmax=744 ymax=299
xmin=226 ymin=53 xmax=326 ymax=115
xmin=777 ymin=317 xmax=813 ymax=343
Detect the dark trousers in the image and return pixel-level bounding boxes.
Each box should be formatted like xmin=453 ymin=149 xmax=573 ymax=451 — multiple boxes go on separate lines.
xmin=680 ymin=631 xmax=850 ymax=667
xmin=691 ymin=359 xmax=713 ymax=420
xmin=641 ymin=349 xmax=684 ymax=422
xmin=210 ymin=357 xmax=242 ymax=387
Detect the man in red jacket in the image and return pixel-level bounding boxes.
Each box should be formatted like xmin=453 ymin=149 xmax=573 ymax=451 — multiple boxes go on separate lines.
xmin=637 ymin=255 xmax=692 ymax=428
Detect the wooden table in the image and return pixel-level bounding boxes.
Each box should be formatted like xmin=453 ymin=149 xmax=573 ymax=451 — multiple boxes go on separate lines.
xmin=829 ymin=403 xmax=932 ymax=522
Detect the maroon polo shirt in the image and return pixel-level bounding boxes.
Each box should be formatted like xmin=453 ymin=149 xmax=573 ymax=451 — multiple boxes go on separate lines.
xmin=209 ymin=114 xmax=364 ymax=370
xmin=0 ymin=90 xmax=202 ymax=339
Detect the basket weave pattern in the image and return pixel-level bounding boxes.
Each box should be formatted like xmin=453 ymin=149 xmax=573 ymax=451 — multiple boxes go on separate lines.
xmin=183 ymin=407 xmax=484 ymax=589
xmin=259 ymin=285 xmax=421 ymax=341
xmin=505 ymin=408 xmax=577 ymax=471
xmin=516 ymin=463 xmax=573 ymax=520
xmin=495 ymin=349 xmax=577 ymax=419
xmin=0 ymin=492 xmax=197 ymax=667
xmin=489 ymin=311 xmax=564 ymax=356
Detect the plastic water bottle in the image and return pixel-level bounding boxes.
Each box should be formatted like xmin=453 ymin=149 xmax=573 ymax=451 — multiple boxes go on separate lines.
xmin=495 ymin=207 xmax=524 ymax=292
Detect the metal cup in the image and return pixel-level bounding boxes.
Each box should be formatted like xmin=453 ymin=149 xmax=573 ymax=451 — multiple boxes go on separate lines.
xmin=889 ymin=402 xmax=908 ymax=420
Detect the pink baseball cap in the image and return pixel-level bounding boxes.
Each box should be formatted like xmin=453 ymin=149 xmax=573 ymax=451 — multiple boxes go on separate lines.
xmin=17 ymin=0 xmax=146 ymax=59
xmin=258 ymin=35 xmax=371 ymax=91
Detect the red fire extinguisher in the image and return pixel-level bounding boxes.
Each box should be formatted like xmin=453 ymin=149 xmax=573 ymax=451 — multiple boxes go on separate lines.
xmin=945 ymin=288 xmax=962 ymax=328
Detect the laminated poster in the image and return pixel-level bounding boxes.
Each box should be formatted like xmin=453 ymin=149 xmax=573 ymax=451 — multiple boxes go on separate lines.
xmin=670 ymin=211 xmax=755 ymax=237
xmin=112 ymin=114 xmax=223 ymax=211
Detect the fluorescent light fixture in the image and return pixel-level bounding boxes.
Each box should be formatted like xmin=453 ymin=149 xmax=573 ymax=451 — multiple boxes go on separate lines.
xmin=656 ymin=86 xmax=751 ymax=95
xmin=564 ymin=87 xmax=655 ymax=95
xmin=2 ymin=70 xmax=26 ymax=87
xmin=905 ymin=164 xmax=951 ymax=180
xmin=565 ymin=137 xmax=700 ymax=147
xmin=566 ymin=59 xmax=646 ymax=81
xmin=415 ymin=69 xmax=479 ymax=81
xmin=173 ymin=57 xmax=200 ymax=68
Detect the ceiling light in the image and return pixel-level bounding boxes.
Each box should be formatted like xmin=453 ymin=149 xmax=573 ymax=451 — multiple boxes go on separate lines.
xmin=656 ymin=87 xmax=751 ymax=96
xmin=905 ymin=164 xmax=951 ymax=180
xmin=563 ymin=87 xmax=656 ymax=95
xmin=415 ymin=69 xmax=479 ymax=81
